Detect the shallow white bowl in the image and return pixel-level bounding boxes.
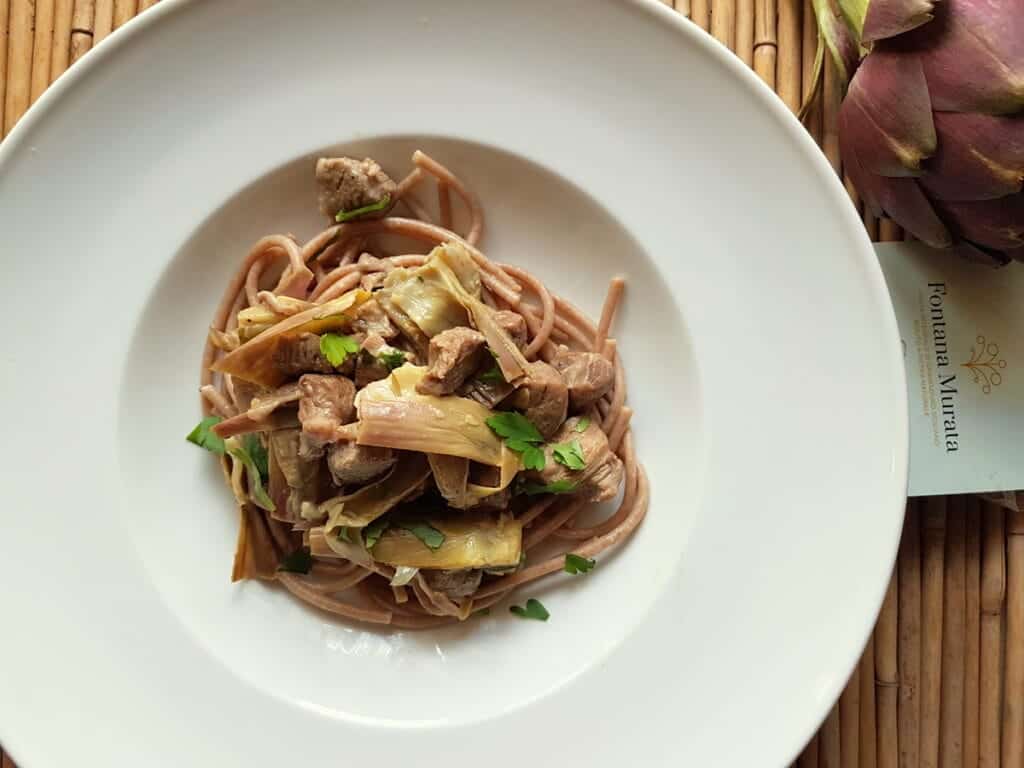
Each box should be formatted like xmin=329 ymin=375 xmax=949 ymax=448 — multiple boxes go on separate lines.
xmin=0 ymin=1 xmax=907 ymax=766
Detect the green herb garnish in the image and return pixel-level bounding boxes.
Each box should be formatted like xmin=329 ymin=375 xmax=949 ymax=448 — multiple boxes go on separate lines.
xmin=509 ymin=598 xmax=549 ymax=621
xmin=186 ymin=416 xmax=225 ymax=455
xmin=486 ymin=412 xmax=544 ymax=444
xmin=521 ymin=479 xmax=578 ymax=496
xmin=564 ymin=554 xmax=596 ymax=575
xmin=487 ymin=411 xmax=546 ymax=469
xmin=377 ymin=348 xmax=407 ymax=370
xmin=334 ymin=194 xmax=391 ymax=223
xmin=552 ymin=439 xmax=586 ymax=471
xmin=575 ymin=417 xmax=591 ymax=433
xmin=363 ymin=517 xmax=389 ymax=549
xmin=226 ymin=439 xmax=276 ymax=512
xmin=479 ymin=364 xmax=505 ymax=383
xmin=278 ymin=549 xmax=313 ymax=574
xmin=399 ymin=521 xmax=446 ymax=551
xmin=475 ymin=608 xmax=491 ymax=617
xmin=242 ymin=433 xmax=269 ymax=481
xmin=336 ymin=527 xmax=352 ymax=544
xmin=320 ymin=333 xmax=360 ymax=367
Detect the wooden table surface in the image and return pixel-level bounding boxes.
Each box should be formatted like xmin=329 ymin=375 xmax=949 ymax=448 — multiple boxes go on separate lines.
xmin=1 ymin=1 xmax=1022 ymax=766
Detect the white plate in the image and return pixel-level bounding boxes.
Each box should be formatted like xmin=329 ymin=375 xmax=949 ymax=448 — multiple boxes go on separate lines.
xmin=0 ymin=1 xmax=907 ymax=766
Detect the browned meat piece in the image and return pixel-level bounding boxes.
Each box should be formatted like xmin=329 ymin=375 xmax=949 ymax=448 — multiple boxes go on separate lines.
xmin=524 ymin=417 xmax=623 ymax=502
xmin=422 ymin=569 xmax=483 ymax=599
xmin=315 ymin=157 xmax=396 ymax=219
xmin=508 ymin=361 xmax=568 ymax=438
xmin=351 ymin=298 xmax=398 ymax=340
xmin=273 ymin=332 xmax=354 ymax=377
xmin=493 ymin=309 xmax=528 ymax=350
xmin=416 ymin=327 xmax=487 ymax=396
xmin=550 ymin=345 xmax=615 ymax=412
xmin=327 ymin=442 xmax=396 ymax=486
xmin=298 ymin=374 xmax=356 ymax=449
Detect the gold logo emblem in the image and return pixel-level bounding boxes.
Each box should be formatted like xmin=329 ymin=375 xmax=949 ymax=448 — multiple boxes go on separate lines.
xmin=962 ymin=335 xmax=1006 ymax=394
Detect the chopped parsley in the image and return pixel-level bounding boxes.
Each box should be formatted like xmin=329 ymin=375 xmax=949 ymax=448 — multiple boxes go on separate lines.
xmin=399 ymin=521 xmax=446 ymax=551
xmin=242 ymin=433 xmax=269 ymax=481
xmin=509 ymin=598 xmax=549 ymax=621
xmin=335 ymin=194 xmax=391 ymax=223
xmin=186 ymin=416 xmax=225 ymax=455
xmin=552 ymin=439 xmax=586 ymax=471
xmin=521 ymin=479 xmax=578 ymax=496
xmin=363 ymin=517 xmax=389 ymax=549
xmin=487 ymin=411 xmax=546 ymax=470
xmin=479 ymin=363 xmax=505 ymax=383
xmin=320 ymin=333 xmax=360 ymax=367
xmin=376 ymin=348 xmax=407 ymax=370
xmin=486 ymin=412 xmax=544 ymax=444
xmin=564 ymin=554 xmax=596 ymax=575
xmin=336 ymin=527 xmax=353 ymax=544
xmin=278 ymin=549 xmax=313 ymax=574
xmin=574 ymin=417 xmax=591 ymax=433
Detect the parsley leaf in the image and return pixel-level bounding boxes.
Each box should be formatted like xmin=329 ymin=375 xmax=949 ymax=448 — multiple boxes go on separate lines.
xmin=336 ymin=527 xmax=352 ymax=544
xmin=186 ymin=416 xmax=225 ymax=455
xmin=519 ymin=445 xmax=546 ymax=471
xmin=278 ymin=549 xmax=313 ymax=574
xmin=509 ymin=598 xmax=549 ymax=621
xmin=335 ymin=194 xmax=391 ymax=223
xmin=564 ymin=554 xmax=596 ymax=575
xmin=552 ymin=439 xmax=586 ymax=471
xmin=320 ymin=333 xmax=360 ymax=367
xmin=486 ymin=412 xmax=544 ymax=444
xmin=521 ymin=479 xmax=578 ymax=496
xmin=377 ymin=348 xmax=407 ymax=371
xmin=242 ymin=434 xmax=269 ymax=481
xmin=475 ymin=608 xmax=491 ymax=617
xmin=575 ymin=417 xmax=591 ymax=433
xmin=479 ymin=364 xmax=505 ymax=383
xmin=399 ymin=521 xmax=446 ymax=551
xmin=226 ymin=439 xmax=276 ymax=512
xmin=363 ymin=517 xmax=389 ymax=549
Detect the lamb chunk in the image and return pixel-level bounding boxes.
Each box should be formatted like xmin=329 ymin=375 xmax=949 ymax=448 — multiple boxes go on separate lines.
xmin=508 ymin=361 xmax=568 ymax=438
xmin=351 ymin=298 xmax=398 ymax=340
xmin=297 ymin=374 xmax=356 ymax=449
xmin=274 ymin=332 xmax=353 ymax=377
xmin=550 ymin=345 xmax=615 ymax=412
xmin=422 ymin=569 xmax=483 ymax=599
xmin=524 ymin=417 xmax=623 ymax=503
xmin=327 ymin=442 xmax=396 ymax=486
xmin=315 ymin=157 xmax=396 ymax=220
xmin=415 ymin=327 xmax=487 ymax=396
xmin=493 ymin=310 xmax=528 ymax=350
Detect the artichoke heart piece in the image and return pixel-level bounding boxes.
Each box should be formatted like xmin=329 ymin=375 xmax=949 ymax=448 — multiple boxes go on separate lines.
xmin=356 ymin=365 xmax=519 ymax=485
xmin=372 ymin=515 xmax=523 ymax=570
xmin=211 ymin=290 xmax=370 ymax=386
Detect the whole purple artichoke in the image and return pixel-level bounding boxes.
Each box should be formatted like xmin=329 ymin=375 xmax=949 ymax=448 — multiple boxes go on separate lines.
xmin=812 ymin=0 xmax=1023 ymax=265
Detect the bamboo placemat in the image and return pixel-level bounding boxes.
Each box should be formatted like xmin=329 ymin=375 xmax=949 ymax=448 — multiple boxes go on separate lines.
xmin=1 ymin=1 xmax=1022 ymax=766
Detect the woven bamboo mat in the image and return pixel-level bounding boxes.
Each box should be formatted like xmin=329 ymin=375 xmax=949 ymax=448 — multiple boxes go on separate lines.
xmin=2 ymin=1 xmax=1023 ymax=767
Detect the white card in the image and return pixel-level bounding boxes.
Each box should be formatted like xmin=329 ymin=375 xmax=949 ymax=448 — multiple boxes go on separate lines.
xmin=876 ymin=241 xmax=1024 ymax=496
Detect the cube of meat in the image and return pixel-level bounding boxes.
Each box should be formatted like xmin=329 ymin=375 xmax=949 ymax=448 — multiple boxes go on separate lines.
xmin=422 ymin=569 xmax=483 ymax=599
xmin=315 ymin=157 xmax=396 ymax=220
xmin=351 ymin=298 xmax=398 ymax=340
xmin=297 ymin=374 xmax=356 ymax=449
xmin=327 ymin=442 xmax=396 ymax=486
xmin=492 ymin=309 xmax=528 ymax=350
xmin=508 ymin=361 xmax=568 ymax=438
xmin=416 ymin=327 xmax=488 ymax=396
xmin=523 ymin=417 xmax=623 ymax=502
xmin=550 ymin=345 xmax=615 ymax=412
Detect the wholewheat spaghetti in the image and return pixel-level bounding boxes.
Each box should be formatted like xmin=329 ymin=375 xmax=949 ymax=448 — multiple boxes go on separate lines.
xmin=193 ymin=150 xmax=648 ymax=628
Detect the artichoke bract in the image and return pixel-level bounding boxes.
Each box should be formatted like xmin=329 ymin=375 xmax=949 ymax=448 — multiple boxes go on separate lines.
xmin=812 ymin=0 xmax=1024 ymax=265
